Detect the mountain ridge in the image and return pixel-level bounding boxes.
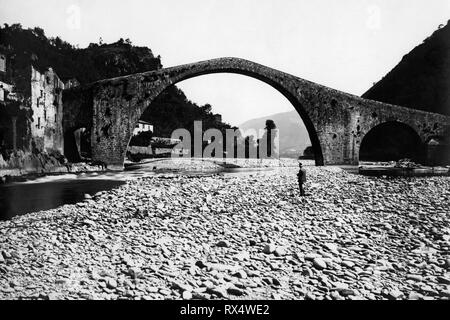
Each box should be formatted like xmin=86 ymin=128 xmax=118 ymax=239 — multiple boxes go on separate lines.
xmin=362 ymin=21 xmax=450 ymax=116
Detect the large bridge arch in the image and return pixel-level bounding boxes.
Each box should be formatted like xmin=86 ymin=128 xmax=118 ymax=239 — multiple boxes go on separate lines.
xmin=90 ymin=58 xmax=335 ymax=169
xmin=125 ymin=68 xmax=325 ymax=166
xmin=62 ymin=57 xmax=450 ymax=170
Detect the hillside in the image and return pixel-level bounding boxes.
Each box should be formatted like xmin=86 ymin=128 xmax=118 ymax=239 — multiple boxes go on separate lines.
xmin=362 ymin=20 xmax=450 ymax=116
xmin=0 ymin=24 xmax=162 ymax=90
xmin=239 ymin=110 xmax=311 ymax=157
xmin=0 ymin=23 xmax=233 ymax=138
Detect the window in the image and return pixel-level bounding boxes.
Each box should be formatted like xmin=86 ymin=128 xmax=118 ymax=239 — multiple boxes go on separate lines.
xmin=44 ymin=109 xmax=47 ymax=120
xmin=0 ymin=55 xmax=5 ymax=73
xmin=37 ymin=117 xmax=40 ymax=129
xmin=40 ymin=90 xmax=43 ymax=97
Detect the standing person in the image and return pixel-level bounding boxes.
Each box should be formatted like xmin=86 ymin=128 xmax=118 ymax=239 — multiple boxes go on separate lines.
xmin=297 ymin=161 xmax=306 ymax=196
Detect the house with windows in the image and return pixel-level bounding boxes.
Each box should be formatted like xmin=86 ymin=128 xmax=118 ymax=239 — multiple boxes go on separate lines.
xmin=0 ymin=53 xmax=6 ymax=74
xmin=133 ymin=120 xmax=154 ymax=135
xmin=0 ymin=50 xmax=11 ymax=102
xmin=0 ymin=48 xmax=66 ymax=162
xmin=0 ymin=81 xmax=12 ymax=102
xmin=0 ymin=48 xmax=23 ymax=156
xmin=30 ymin=65 xmax=65 ymax=153
xmin=61 ymin=76 xmax=80 ymax=89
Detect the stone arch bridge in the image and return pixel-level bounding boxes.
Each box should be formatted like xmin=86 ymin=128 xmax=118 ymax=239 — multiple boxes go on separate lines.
xmin=62 ymin=57 xmax=450 ymax=170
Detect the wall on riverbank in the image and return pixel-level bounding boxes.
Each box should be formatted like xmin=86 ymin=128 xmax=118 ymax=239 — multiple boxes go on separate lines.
xmin=0 ymin=152 xmax=106 ymax=182
xmin=0 ymin=149 xmax=65 ymax=176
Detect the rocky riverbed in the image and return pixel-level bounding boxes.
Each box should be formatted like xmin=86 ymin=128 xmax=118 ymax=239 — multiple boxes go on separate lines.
xmin=0 ymin=163 xmax=449 ymax=300
xmin=128 ymin=157 xmax=305 ymax=172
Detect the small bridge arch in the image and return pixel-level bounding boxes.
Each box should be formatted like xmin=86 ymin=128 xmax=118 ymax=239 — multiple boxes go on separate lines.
xmin=359 ymin=120 xmax=425 ymax=162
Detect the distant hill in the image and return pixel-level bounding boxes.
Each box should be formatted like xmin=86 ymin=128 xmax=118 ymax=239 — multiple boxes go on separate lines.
xmin=362 ymin=20 xmax=450 ymax=116
xmin=239 ymin=110 xmax=311 ymax=157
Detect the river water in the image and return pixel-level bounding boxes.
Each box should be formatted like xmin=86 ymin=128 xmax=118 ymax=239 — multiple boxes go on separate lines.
xmin=0 ymin=173 xmax=126 ymax=221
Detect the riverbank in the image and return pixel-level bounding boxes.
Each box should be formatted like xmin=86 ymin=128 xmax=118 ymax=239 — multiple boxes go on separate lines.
xmin=0 ymin=162 xmax=449 ymax=300
xmin=127 ymin=157 xmax=305 ymax=171
xmin=358 ymin=160 xmax=450 ymax=177
xmin=1 ymin=157 xmax=303 ymax=183
xmin=0 ymin=162 xmax=108 ymax=184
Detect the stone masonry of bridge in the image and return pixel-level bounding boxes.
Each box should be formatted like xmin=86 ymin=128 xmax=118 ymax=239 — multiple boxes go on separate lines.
xmin=62 ymin=57 xmax=450 ymax=170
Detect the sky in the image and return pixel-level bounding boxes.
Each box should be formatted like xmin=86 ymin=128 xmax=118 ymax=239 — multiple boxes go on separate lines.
xmin=1 ymin=0 xmax=449 ymax=126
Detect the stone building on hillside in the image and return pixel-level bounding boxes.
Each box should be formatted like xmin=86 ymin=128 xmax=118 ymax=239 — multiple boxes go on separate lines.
xmin=133 ymin=120 xmax=153 ymax=136
xmin=0 ymin=47 xmax=26 ymax=156
xmin=61 ymin=76 xmax=80 ymax=89
xmin=30 ymin=65 xmax=64 ymax=154
xmin=0 ymin=50 xmax=11 ymax=99
xmin=0 ymin=49 xmax=66 ymax=168
xmin=0 ymin=80 xmax=13 ymax=102
xmin=0 ymin=53 xmax=6 ymax=73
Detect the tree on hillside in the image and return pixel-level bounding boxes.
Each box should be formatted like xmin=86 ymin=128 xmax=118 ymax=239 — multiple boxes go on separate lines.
xmin=257 ymin=119 xmax=278 ymax=158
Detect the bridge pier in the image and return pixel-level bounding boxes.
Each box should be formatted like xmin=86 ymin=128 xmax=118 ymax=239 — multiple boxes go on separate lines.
xmin=316 ymin=128 xmax=361 ymax=166
xmin=91 ymin=139 xmax=127 ymax=171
